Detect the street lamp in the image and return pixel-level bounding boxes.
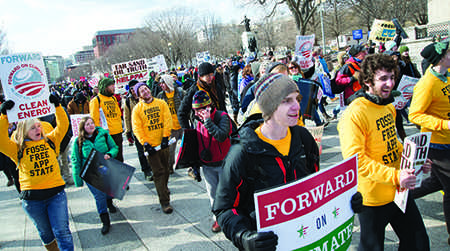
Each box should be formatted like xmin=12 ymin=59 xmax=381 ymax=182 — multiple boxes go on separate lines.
xmin=167 ymin=42 xmax=172 ymax=68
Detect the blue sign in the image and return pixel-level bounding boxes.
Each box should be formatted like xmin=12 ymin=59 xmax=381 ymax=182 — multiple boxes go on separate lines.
xmin=352 ymin=29 xmax=363 ymax=40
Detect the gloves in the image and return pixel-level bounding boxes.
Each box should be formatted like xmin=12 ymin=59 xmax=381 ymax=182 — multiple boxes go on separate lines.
xmin=126 ymin=132 xmax=134 ymax=145
xmin=240 ymin=230 xmax=278 ymax=251
xmin=0 ymin=100 xmax=15 ymax=115
xmin=351 ymin=192 xmax=363 ymax=213
xmin=144 ymin=143 xmax=156 ymax=156
xmin=391 ymin=90 xmax=402 ymax=97
xmin=161 ymin=137 xmax=169 ymax=149
xmin=49 ymin=94 xmax=60 ymax=107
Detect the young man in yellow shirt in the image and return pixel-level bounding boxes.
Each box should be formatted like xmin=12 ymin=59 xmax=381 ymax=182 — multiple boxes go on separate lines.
xmin=132 ymin=82 xmax=174 ymax=214
xmin=338 ymin=53 xmax=432 ymax=250
xmin=409 ymin=40 xmax=450 ymax=245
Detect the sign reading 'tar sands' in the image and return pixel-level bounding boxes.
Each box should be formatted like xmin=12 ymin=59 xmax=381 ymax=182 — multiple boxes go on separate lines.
xmin=0 ymin=53 xmax=55 ymax=122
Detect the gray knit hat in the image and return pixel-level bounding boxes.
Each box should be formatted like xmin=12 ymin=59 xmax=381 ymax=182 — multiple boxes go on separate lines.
xmin=255 ymin=73 xmax=299 ymax=120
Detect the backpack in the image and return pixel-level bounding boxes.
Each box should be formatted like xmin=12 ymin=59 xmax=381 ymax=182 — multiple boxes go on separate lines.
xmin=330 ymin=63 xmax=358 ymax=94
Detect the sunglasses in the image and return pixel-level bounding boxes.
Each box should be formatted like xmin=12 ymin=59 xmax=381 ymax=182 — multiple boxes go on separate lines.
xmin=288 ymin=66 xmax=297 ymax=70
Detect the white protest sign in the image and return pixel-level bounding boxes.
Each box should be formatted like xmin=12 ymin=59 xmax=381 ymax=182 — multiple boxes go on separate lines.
xmin=70 ymin=114 xmax=90 ymax=137
xmin=392 ymin=75 xmax=419 ymax=110
xmin=394 ymin=132 xmax=431 ymax=212
xmin=147 ymin=55 xmax=168 ymax=73
xmin=306 ymin=125 xmax=324 ymax=155
xmin=254 ymin=155 xmax=358 ymax=251
xmin=0 ymin=52 xmax=55 ymax=122
xmin=196 ymin=51 xmax=211 ymax=65
xmin=111 ymin=58 xmax=150 ymax=89
xmin=294 ymin=35 xmax=315 ymax=70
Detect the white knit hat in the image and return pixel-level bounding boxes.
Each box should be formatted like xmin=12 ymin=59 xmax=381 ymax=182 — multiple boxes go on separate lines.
xmin=160 ymin=74 xmax=174 ymax=92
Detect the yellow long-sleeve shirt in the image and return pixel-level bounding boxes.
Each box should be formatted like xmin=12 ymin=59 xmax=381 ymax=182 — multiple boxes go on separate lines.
xmin=409 ymin=68 xmax=450 ymax=144
xmin=89 ymin=94 xmax=123 ymax=135
xmin=131 ymin=98 xmax=173 ymax=147
xmin=338 ymin=97 xmax=402 ymax=206
xmin=0 ymin=106 xmax=68 ymax=190
xmin=165 ymin=91 xmax=181 ymax=130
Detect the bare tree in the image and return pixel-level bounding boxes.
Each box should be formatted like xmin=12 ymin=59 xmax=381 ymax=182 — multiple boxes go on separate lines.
xmin=244 ymin=0 xmax=320 ymax=35
xmin=323 ymin=0 xmax=354 ymax=48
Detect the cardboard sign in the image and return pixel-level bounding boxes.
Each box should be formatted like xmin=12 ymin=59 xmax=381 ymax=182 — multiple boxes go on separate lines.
xmin=81 ymin=149 xmax=135 ymax=200
xmin=392 ymin=75 xmax=419 ymax=110
xmin=0 ymin=52 xmax=55 ymax=122
xmin=147 ymin=55 xmax=168 ymax=73
xmin=70 ymin=114 xmax=90 ymax=137
xmin=254 ymin=155 xmax=358 ymax=251
xmin=294 ymin=35 xmax=315 ymax=70
xmin=306 ymin=125 xmax=324 ymax=155
xmin=394 ymin=132 xmax=431 ymax=212
xmin=369 ymin=19 xmax=396 ymax=42
xmin=111 ymin=58 xmax=150 ymax=89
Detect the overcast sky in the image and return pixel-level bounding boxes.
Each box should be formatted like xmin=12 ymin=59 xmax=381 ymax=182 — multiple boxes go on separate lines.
xmin=1 ymin=0 xmax=261 ymax=58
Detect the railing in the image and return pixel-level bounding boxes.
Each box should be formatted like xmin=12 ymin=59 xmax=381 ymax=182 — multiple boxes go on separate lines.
xmin=415 ymin=21 xmax=450 ymax=40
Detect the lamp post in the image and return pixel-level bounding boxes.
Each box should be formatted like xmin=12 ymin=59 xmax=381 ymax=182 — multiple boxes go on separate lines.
xmin=167 ymin=42 xmax=172 ymax=68
xmin=319 ymin=2 xmax=326 ymax=53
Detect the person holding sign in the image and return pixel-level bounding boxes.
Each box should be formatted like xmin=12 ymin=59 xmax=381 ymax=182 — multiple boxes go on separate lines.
xmin=338 ymin=54 xmax=431 ymax=251
xmin=213 ymin=73 xmax=321 ymax=250
xmin=71 ymin=116 xmax=119 ymax=235
xmin=132 ymin=82 xmax=174 ymax=214
xmin=89 ymin=78 xmax=124 ymax=162
xmin=0 ymin=95 xmax=74 ymax=251
xmin=409 ymin=40 xmax=450 ymax=245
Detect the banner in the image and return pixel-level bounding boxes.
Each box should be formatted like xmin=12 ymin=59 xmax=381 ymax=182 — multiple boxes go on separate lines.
xmin=368 ymin=19 xmax=396 ymax=42
xmin=147 ymin=55 xmax=168 ymax=73
xmin=0 ymin=52 xmax=55 ymax=122
xmin=111 ymin=58 xmax=150 ymax=89
xmin=255 ymin=155 xmax=358 ymax=251
xmin=70 ymin=114 xmax=90 ymax=137
xmin=196 ymin=51 xmax=211 ymax=65
xmin=394 ymin=132 xmax=431 ymax=212
xmin=294 ymin=35 xmax=315 ymax=70
xmin=392 ymin=75 xmax=419 ymax=110
xmin=81 ymin=149 xmax=135 ymax=200
xmin=318 ymin=73 xmax=334 ymax=98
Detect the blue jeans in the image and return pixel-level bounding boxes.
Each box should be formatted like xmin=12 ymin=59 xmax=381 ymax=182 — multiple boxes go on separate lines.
xmin=87 ymin=183 xmax=111 ymax=214
xmin=22 ymin=190 xmax=74 ymax=251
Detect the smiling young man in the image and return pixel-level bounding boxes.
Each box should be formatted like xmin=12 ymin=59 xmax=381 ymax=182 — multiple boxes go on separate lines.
xmin=338 ymin=53 xmax=431 ymax=251
xmin=131 ymin=82 xmax=174 ymax=214
xmin=213 ymin=73 xmax=320 ymax=250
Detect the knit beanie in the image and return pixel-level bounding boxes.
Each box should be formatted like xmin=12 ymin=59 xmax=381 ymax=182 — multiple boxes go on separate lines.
xmin=420 ymin=41 xmax=449 ymax=65
xmin=134 ymin=82 xmax=150 ymax=96
xmin=398 ymin=45 xmax=409 ymax=54
xmin=198 ymin=62 xmax=215 ymax=77
xmin=348 ymin=44 xmax=366 ymax=57
xmin=98 ymin=78 xmax=115 ymax=96
xmin=160 ymin=74 xmax=174 ymax=92
xmin=251 ymin=62 xmax=261 ymax=77
xmin=192 ymin=90 xmax=211 ymax=109
xmin=255 ymin=73 xmax=299 ymax=120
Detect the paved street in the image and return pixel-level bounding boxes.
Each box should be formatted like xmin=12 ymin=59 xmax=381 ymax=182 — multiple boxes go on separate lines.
xmin=1 ymin=99 xmax=449 ymax=250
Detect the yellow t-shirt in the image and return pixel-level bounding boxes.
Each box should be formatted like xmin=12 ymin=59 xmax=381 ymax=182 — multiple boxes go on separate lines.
xmin=165 ymin=91 xmax=181 ymax=130
xmin=255 ymin=125 xmax=291 ymax=156
xmin=338 ymin=97 xmax=402 ymax=206
xmin=89 ymin=94 xmax=123 ymax=135
xmin=131 ymin=98 xmax=173 ymax=147
xmin=409 ymin=68 xmax=450 ymax=144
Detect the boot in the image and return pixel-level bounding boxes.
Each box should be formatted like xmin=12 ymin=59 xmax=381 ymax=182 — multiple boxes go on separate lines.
xmin=107 ymin=198 xmax=117 ymax=213
xmin=44 ymin=239 xmax=60 ymax=251
xmin=100 ymin=212 xmax=110 ymax=235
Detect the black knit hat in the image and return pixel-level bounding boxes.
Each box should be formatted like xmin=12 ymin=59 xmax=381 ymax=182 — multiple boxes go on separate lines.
xmin=421 ymin=41 xmax=449 ymax=65
xmin=198 ymin=62 xmax=215 ymax=76
xmin=348 ymin=45 xmax=366 ymax=57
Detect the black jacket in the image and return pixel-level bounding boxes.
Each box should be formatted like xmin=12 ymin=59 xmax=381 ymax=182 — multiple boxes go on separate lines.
xmin=177 ymin=74 xmax=226 ymax=129
xmin=212 ymin=120 xmax=320 ymax=249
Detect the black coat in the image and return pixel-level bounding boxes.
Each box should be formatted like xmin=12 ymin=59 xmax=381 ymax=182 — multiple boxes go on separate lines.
xmin=177 ymin=73 xmax=226 ymax=129
xmin=212 ymin=120 xmax=320 ymax=249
